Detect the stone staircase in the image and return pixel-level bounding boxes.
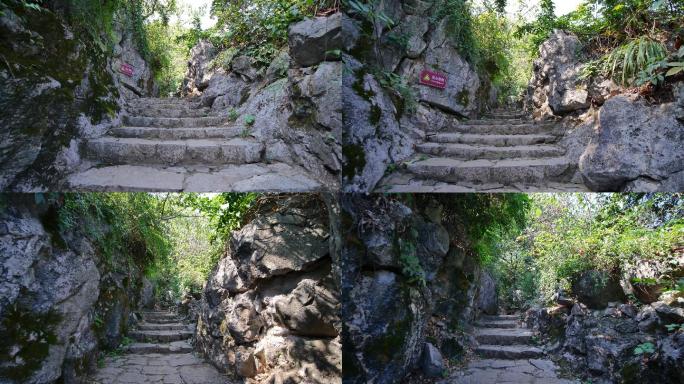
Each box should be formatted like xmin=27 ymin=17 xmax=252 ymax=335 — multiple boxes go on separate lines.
xmin=125 ymin=310 xmax=195 ymax=354
xmin=90 ymin=310 xmax=230 ymax=383
xmin=383 ymin=109 xmax=587 ymax=192
xmin=473 ymin=314 xmax=544 ymax=359
xmin=67 ymin=97 xmax=321 ymax=192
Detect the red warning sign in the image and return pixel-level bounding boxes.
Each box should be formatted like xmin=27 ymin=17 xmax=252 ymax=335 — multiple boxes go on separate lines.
xmin=119 ymin=63 xmax=135 ymax=77
xmin=419 ymin=69 xmax=447 ymax=89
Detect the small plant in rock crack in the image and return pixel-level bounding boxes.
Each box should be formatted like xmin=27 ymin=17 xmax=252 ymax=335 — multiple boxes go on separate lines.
xmin=240 ymin=128 xmax=251 ymax=139
xmin=633 ymin=342 xmax=655 ymax=357
xmin=227 ymin=109 xmax=239 ymax=122
xmin=665 ymin=323 xmax=684 ymax=332
xmin=244 ymin=114 xmax=256 ymax=127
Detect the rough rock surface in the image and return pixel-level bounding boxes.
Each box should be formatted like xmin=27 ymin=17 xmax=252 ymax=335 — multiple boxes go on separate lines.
xmin=0 ymin=196 xmax=146 ymax=383
xmin=195 ymin=195 xmax=340 ymax=383
xmin=342 ymin=195 xmax=484 ymax=383
xmin=478 ymin=271 xmax=499 ymax=315
xmin=579 ymin=95 xmax=684 ymax=191
xmin=527 ymin=30 xmax=590 ymax=117
xmin=528 ymin=299 xmax=684 ymax=383
xmin=343 ymin=0 xmax=493 ymax=192
xmin=288 ymin=13 xmax=343 ymax=67
xmin=182 ymin=40 xmax=218 ymax=96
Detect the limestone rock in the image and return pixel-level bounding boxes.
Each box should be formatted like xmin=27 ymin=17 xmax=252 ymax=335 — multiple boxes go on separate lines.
xmin=579 ymin=95 xmax=684 ymax=191
xmin=420 ymin=343 xmax=445 ymax=377
xmin=478 ymin=271 xmax=498 ymax=315
xmin=183 ymin=39 xmax=218 ymax=96
xmin=571 ymin=270 xmax=626 ymax=309
xmin=288 ymin=13 xmax=343 ymax=67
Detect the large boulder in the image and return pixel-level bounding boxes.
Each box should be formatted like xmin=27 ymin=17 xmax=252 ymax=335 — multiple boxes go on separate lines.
xmin=572 ymin=270 xmax=626 ymax=309
xmin=288 ymin=13 xmax=343 ymax=67
xmin=420 ymin=343 xmax=445 ymax=377
xmin=477 ymin=271 xmax=498 ymax=315
xmin=579 ymin=95 xmax=684 ymax=191
xmin=528 ymin=30 xmax=590 ymax=117
xmin=182 ymin=39 xmax=218 ymax=96
xmin=111 ymin=11 xmax=157 ymax=98
xmin=196 ymin=195 xmax=340 ymax=382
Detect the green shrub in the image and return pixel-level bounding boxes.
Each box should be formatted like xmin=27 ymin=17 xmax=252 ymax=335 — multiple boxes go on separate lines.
xmin=604 ymin=36 xmax=667 ymax=85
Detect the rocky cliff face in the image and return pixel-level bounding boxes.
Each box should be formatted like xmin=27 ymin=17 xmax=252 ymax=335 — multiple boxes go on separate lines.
xmin=342 ymin=195 xmax=491 ymax=382
xmin=182 ymin=13 xmax=343 ymax=188
xmin=0 ymin=196 xmax=146 ymax=384
xmin=343 ymin=0 xmax=494 ymax=193
xmin=195 ymin=195 xmax=341 ymax=383
xmin=527 ymin=30 xmax=684 ymax=191
xmin=0 ymin=3 xmax=155 ymax=191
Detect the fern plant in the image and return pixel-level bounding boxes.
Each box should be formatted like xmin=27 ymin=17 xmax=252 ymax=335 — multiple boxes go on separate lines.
xmin=604 ymin=36 xmax=667 ymax=86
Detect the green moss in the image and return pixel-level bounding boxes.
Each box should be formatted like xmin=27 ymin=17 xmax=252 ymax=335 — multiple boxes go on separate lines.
xmin=342 ymin=144 xmax=366 ymax=181
xmin=352 ymin=68 xmax=376 ymax=100
xmin=363 ymin=316 xmax=410 ymax=365
xmin=457 ymin=89 xmax=470 ymax=107
xmin=369 ymin=105 xmax=382 ymax=125
xmin=0 ymin=304 xmax=62 ymax=381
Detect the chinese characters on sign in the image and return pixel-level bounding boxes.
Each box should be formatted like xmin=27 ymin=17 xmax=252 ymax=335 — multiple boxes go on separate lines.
xmin=119 ymin=63 xmax=135 ymax=78
xmin=419 ymin=69 xmax=447 ymax=89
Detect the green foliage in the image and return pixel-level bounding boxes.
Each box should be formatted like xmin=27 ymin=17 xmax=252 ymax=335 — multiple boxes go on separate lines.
xmin=438 ymin=0 xmax=479 ymax=64
xmin=665 ymin=323 xmax=684 ymax=332
xmin=210 ymin=0 xmax=335 ymax=66
xmin=244 ymin=114 xmax=256 ymax=126
xmin=227 ymin=108 xmax=239 ymax=121
xmin=397 ymin=234 xmax=426 ymax=286
xmin=604 ymin=36 xmax=667 ymax=85
xmin=633 ymin=342 xmax=655 ymax=356
xmin=528 ymin=194 xmax=684 ymax=302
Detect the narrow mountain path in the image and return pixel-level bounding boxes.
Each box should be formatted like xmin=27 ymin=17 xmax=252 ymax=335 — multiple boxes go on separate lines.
xmin=440 ymin=314 xmax=578 ymax=384
xmin=90 ymin=311 xmax=230 ymax=384
xmin=379 ymin=110 xmax=588 ymax=192
xmin=67 ymin=97 xmax=321 ymax=192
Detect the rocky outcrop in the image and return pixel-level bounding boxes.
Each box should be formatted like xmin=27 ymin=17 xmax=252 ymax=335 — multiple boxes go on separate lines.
xmin=0 ymin=195 xmax=146 ymax=383
xmin=527 ymin=30 xmax=591 ymax=117
xmin=342 ymin=195 xmax=485 ymax=383
xmin=195 ymin=195 xmax=341 ymax=383
xmin=181 ymin=13 xmax=343 ymax=189
xmin=527 ymin=30 xmax=684 ymax=191
xmin=526 ymin=300 xmax=684 ymax=383
xmin=477 ymin=271 xmax=498 ymax=315
xmin=571 ymin=270 xmax=626 ymax=309
xmin=0 ymin=3 xmax=156 ymax=191
xmin=343 ymin=0 xmax=493 ymax=192
xmin=579 ymin=95 xmax=684 ymax=191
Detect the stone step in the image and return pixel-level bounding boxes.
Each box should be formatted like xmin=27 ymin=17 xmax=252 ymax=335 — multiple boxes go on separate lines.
xmin=485 ymin=113 xmax=527 ymax=119
xmin=141 ymin=313 xmax=179 ymax=321
xmin=127 ymin=98 xmax=201 ymax=106
xmin=123 ymin=115 xmax=229 ymax=128
xmin=481 ymin=315 xmax=521 ymax=321
xmin=126 ymin=340 xmax=193 ymax=354
xmin=84 ymin=137 xmax=263 ymax=166
xmin=416 ymin=143 xmax=565 ymax=160
xmin=138 ymin=323 xmax=188 ymax=331
xmin=124 ymin=107 xmax=215 ymax=118
xmin=406 ymin=157 xmax=573 ymax=185
xmin=143 ymin=317 xmax=184 ymax=324
xmin=475 ymin=345 xmax=545 ymax=359
xmin=475 ymin=329 xmax=534 ymax=345
xmin=442 ymin=123 xmax=554 ymax=135
xmin=429 ymin=133 xmax=558 ymax=147
xmin=66 ymin=164 xmax=322 ymax=193
xmin=462 ymin=119 xmax=526 ymax=126
xmin=130 ymin=330 xmax=194 ymax=343
xmin=111 ymin=126 xmax=243 ymax=140
xmin=475 ymin=320 xmax=519 ymax=329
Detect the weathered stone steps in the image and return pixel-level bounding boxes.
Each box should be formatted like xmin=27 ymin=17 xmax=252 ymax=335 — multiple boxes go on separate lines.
xmin=429 ymin=133 xmax=558 ymax=146
xmin=481 ymin=314 xmax=520 ymax=321
xmin=124 ymin=107 xmax=218 ymax=118
xmin=84 ymin=137 xmax=263 ymax=166
xmin=126 ymin=340 xmax=194 ymax=354
xmin=475 ymin=320 xmax=519 ymax=329
xmin=123 ymin=115 xmax=229 ymax=128
xmin=406 ymin=157 xmax=573 ymax=185
xmin=475 ymin=328 xmax=534 ymax=345
xmin=462 ymin=119 xmax=526 ymax=126
xmin=475 ymin=345 xmax=545 ymax=359
xmin=416 ymin=143 xmax=565 ymax=160
xmin=130 ymin=330 xmax=194 ymax=343
xmin=442 ymin=123 xmax=554 ymax=135
xmin=138 ymin=323 xmax=187 ymax=331
xmin=66 ymin=164 xmax=322 ymax=192
xmin=110 ymin=126 xmax=243 ymax=140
